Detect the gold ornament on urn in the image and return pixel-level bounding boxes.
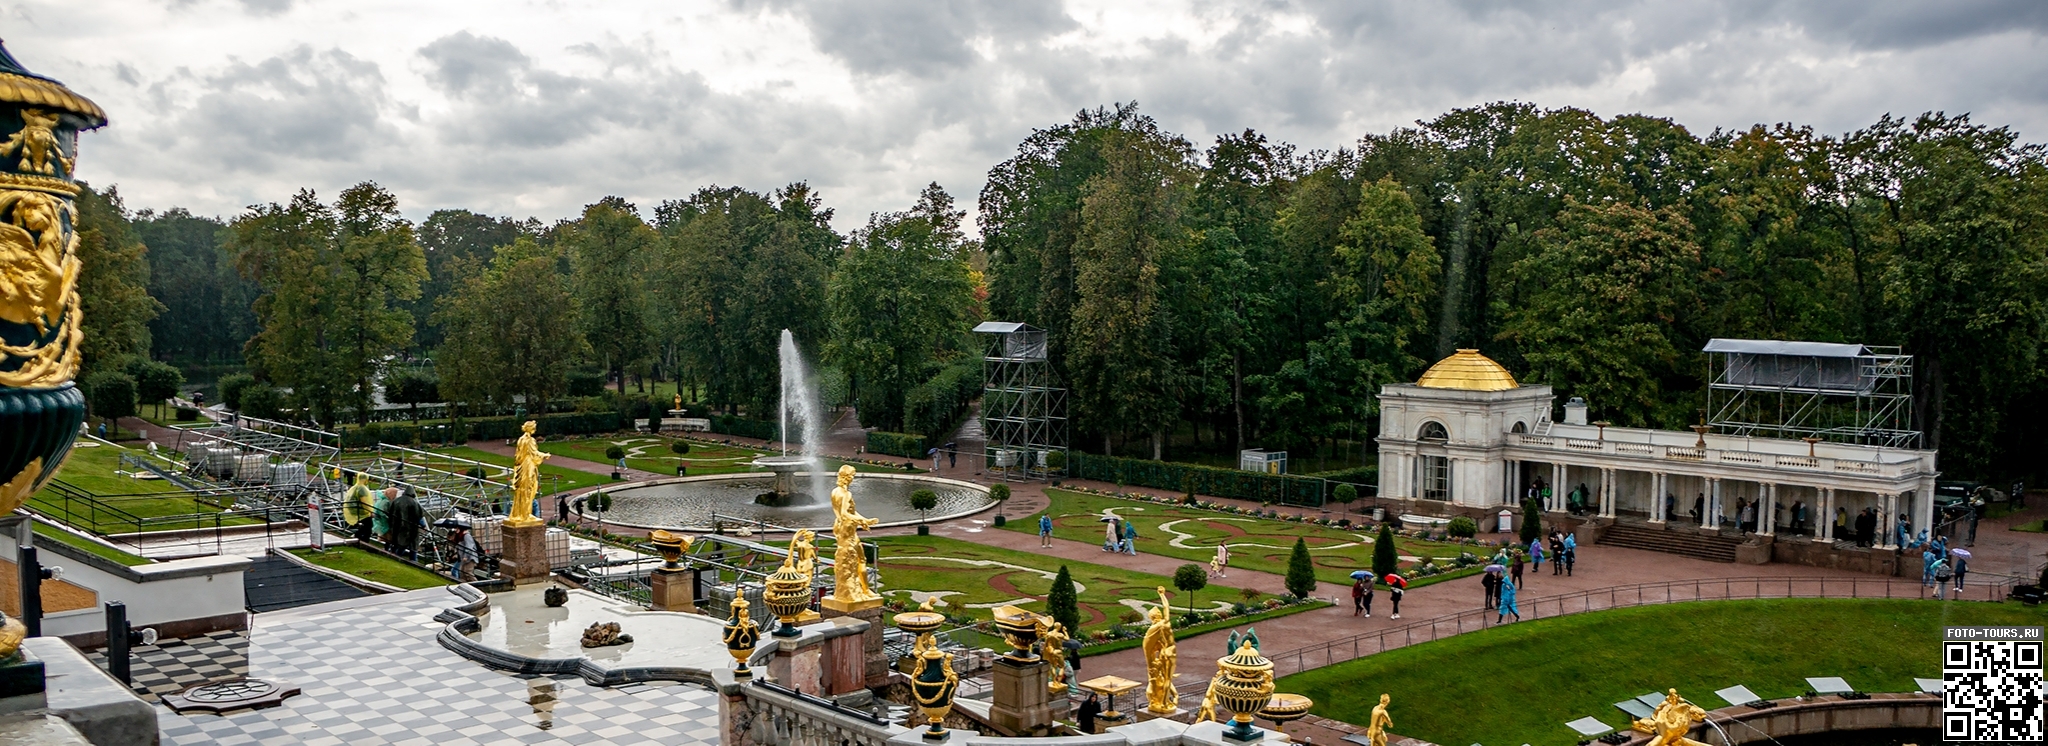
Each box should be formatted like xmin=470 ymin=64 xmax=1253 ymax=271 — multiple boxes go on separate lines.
xmin=991 ymin=605 xmax=1039 ymax=662
xmin=1209 ymin=639 xmax=1275 ymax=742
xmin=723 ymin=598 xmax=760 ymax=679
xmin=763 ymin=530 xmax=817 ymax=637
xmin=895 ymin=599 xmax=957 ymax=739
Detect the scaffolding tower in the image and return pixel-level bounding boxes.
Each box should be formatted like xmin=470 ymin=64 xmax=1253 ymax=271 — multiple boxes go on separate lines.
xmin=975 ymin=322 xmax=1067 ymax=480
xmin=1704 ymin=339 xmax=1919 ymax=449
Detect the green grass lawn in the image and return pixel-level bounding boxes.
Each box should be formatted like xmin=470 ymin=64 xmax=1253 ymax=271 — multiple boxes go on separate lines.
xmin=32 ymin=523 xmax=151 ymax=566
xmin=872 ymin=535 xmax=1307 ymax=648
xmin=28 ymin=442 xmax=255 ymax=533
xmin=430 ymin=445 xmax=610 ymax=492
xmin=1007 ymin=489 xmax=1484 ymax=587
xmin=537 ymin=436 xmax=918 ymax=477
xmin=1281 ymin=598 xmax=2045 ymax=746
xmin=288 ymin=546 xmax=450 ymax=590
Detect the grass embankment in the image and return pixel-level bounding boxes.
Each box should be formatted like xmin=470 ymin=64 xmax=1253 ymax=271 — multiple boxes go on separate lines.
xmin=431 ymin=445 xmax=609 ymax=492
xmin=1281 ymin=598 xmax=2046 ymax=746
xmin=1009 ymin=489 xmax=1483 ymax=587
xmin=32 ymin=523 xmax=151 ymax=566
xmin=288 ymin=546 xmax=450 ymax=590
xmin=28 ymin=442 xmax=255 ymax=533
xmin=870 ymin=535 xmax=1317 ymax=652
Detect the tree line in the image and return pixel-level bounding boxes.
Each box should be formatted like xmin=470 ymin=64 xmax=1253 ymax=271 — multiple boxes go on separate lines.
xmin=91 ymin=100 xmax=2047 ymax=481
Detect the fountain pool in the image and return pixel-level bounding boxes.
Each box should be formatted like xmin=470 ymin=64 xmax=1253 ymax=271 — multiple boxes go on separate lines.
xmin=596 ymin=472 xmax=995 ymax=531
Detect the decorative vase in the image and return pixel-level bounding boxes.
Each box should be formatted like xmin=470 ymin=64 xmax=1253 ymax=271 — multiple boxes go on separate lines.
xmin=992 ymin=605 xmax=1040 ymax=662
xmin=1210 ymin=640 xmax=1275 ymax=742
xmin=724 ymin=598 xmax=760 ymax=679
xmin=0 ymin=385 xmax=84 ymax=513
xmin=910 ymin=646 xmax=959 ymax=739
xmin=763 ymin=567 xmax=811 ymax=637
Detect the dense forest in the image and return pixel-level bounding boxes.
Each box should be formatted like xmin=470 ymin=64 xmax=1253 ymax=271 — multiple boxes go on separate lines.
xmin=80 ymin=102 xmax=2048 ymax=481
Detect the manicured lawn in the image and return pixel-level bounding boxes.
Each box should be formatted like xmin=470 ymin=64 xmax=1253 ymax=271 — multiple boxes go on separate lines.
xmin=1280 ymin=598 xmax=2046 ymax=746
xmin=537 ymin=436 xmax=917 ymax=478
xmin=288 ymin=546 xmax=450 ymax=590
xmin=1006 ymin=489 xmax=1487 ymax=587
xmin=431 ymin=446 xmax=609 ymax=492
xmin=29 ymin=442 xmax=255 ymax=533
xmin=32 ymin=523 xmax=151 ymax=566
xmin=871 ymin=535 xmax=1302 ymax=646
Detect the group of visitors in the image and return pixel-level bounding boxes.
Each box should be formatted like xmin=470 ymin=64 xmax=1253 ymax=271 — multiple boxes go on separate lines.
xmin=1483 ymin=567 xmax=1520 ymax=622
xmin=1350 ymin=573 xmax=1406 ymax=619
xmin=1835 ymin=507 xmax=1881 ymax=547
xmin=1921 ymin=537 xmax=1971 ymax=600
xmin=1101 ymin=515 xmax=1139 ymax=555
xmin=343 ymin=473 xmax=484 ymax=581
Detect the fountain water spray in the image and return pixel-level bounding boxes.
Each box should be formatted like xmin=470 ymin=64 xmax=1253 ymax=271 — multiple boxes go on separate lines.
xmin=754 ymin=330 xmax=829 ymax=502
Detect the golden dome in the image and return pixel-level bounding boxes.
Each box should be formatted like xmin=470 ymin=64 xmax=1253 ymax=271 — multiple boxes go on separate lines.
xmin=1415 ymin=349 xmax=1518 ymax=391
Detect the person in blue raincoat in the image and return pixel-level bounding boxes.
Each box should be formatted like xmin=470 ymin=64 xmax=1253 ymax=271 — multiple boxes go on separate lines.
xmin=1123 ymin=520 xmax=1139 ymax=555
xmin=1497 ymin=576 xmax=1520 ymax=623
xmin=1561 ymin=532 xmax=1578 ymax=576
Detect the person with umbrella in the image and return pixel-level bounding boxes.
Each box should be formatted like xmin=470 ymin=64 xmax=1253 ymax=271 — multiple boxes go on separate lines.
xmin=1350 ymin=571 xmax=1373 ymax=617
xmin=1951 ymin=548 xmax=1972 ymax=593
xmin=1385 ymin=573 xmax=1407 ymax=619
xmin=1497 ymin=575 xmax=1521 ymax=623
xmin=440 ymin=517 xmax=479 ymax=581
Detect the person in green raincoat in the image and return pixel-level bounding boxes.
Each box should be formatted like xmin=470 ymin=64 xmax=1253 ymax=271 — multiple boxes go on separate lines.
xmin=372 ymin=485 xmax=395 ymax=542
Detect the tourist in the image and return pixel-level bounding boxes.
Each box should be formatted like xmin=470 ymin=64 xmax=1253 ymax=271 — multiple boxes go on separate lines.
xmin=1855 ymin=508 xmax=1876 ymax=547
xmin=1497 ymin=577 xmax=1520 ymax=623
xmin=1385 ymin=573 xmax=1406 ymax=619
xmin=373 ymin=486 xmax=396 ymax=543
xmin=1480 ymin=570 xmax=1497 ymax=610
xmin=1953 ymin=553 xmax=1969 ymax=592
xmin=449 ymin=524 xmax=480 ymax=580
xmin=1968 ymin=496 xmax=1985 ymax=546
xmin=1549 ymin=532 xmax=1565 ymax=575
xmin=556 ymin=492 xmax=570 ymax=524
xmin=1123 ymin=520 xmax=1139 ymax=555
xmin=1562 ymin=533 xmax=1577 ymax=576
xmin=1528 ymin=536 xmax=1545 ymax=572
xmin=1932 ymin=557 xmax=1952 ymax=600
xmin=1691 ymin=494 xmax=1704 ymax=524
xmin=1921 ymin=548 xmax=1938 ymax=588
xmin=1790 ymin=500 xmax=1805 ymax=535
xmin=1039 ymin=513 xmax=1054 ymax=547
xmin=1352 ymin=576 xmax=1370 ymax=616
xmin=1664 ymin=493 xmax=1677 ymax=524
xmin=1211 ymin=543 xmax=1229 ymax=577
xmin=388 ymin=489 xmax=424 ymax=561
xmin=1077 ymin=693 xmax=1101 ymax=734
xmin=1540 ymin=484 xmax=1553 ymax=511
xmin=1510 ymin=551 xmax=1525 ymax=589
xmin=1835 ymin=506 xmax=1848 ymax=541
xmin=1103 ymin=517 xmax=1119 ymax=552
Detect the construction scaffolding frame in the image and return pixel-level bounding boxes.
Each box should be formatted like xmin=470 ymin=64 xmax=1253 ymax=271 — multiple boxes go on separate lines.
xmin=1704 ymin=339 xmax=1920 ymax=449
xmin=974 ymin=321 xmax=1067 ymax=481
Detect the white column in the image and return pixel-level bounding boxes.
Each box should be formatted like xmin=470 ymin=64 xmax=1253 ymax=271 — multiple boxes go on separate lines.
xmin=1552 ymin=464 xmax=1564 ymax=512
xmin=1702 ymin=478 xmax=1719 ymax=530
xmin=1915 ymin=483 xmax=1934 ymax=542
xmin=1650 ymin=473 xmax=1666 ymax=523
xmin=1761 ymin=483 xmax=1776 ymax=535
xmin=1881 ymin=492 xmax=1899 ymax=548
xmin=1819 ymin=487 xmax=1834 ymax=541
xmin=1601 ymin=468 xmax=1615 ymax=518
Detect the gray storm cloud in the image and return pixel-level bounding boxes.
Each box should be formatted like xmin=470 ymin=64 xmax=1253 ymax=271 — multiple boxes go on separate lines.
xmin=11 ymin=0 xmax=2044 ymax=226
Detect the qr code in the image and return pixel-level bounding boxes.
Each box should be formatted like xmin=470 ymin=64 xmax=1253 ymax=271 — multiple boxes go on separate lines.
xmin=1946 ymin=640 xmax=2045 ymax=742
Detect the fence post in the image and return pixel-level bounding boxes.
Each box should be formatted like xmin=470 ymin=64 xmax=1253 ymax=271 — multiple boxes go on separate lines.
xmin=104 ymin=601 xmax=130 ymax=685
xmin=18 ymin=546 xmax=42 ymax=638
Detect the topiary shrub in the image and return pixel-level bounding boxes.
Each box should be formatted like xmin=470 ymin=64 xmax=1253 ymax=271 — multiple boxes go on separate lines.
xmin=174 ymin=405 xmax=200 ymax=421
xmin=1044 ymin=450 xmax=1066 ymax=473
xmin=1520 ymin=498 xmax=1543 ymax=545
xmin=1174 ymin=563 xmax=1208 ymax=614
xmin=1048 ymin=565 xmax=1081 ymax=635
xmin=604 ymin=445 xmax=626 ymax=462
xmin=1448 ymin=515 xmax=1478 ymax=538
xmin=1285 ymin=538 xmax=1316 ymax=599
xmin=670 ymin=440 xmax=690 ymax=455
xmin=910 ymin=489 xmax=938 ymax=525
xmin=1372 ymin=523 xmax=1399 ymax=581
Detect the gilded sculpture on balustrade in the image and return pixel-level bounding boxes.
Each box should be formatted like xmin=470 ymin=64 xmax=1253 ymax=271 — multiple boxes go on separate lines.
xmin=1143 ymin=586 xmax=1178 ymax=714
xmin=1632 ymin=689 xmax=1708 ymax=746
xmin=1037 ymin=616 xmax=1072 ymax=694
xmin=1366 ymin=693 xmax=1393 ymax=746
xmin=788 ymin=528 xmax=817 ymax=576
xmin=507 ymin=420 xmax=549 ymax=527
xmin=825 ymin=465 xmax=880 ymax=609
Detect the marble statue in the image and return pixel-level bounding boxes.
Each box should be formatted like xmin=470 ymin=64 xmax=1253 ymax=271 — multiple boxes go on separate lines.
xmin=507 ymin=420 xmax=549 ymax=527
xmin=1143 ymin=586 xmax=1178 ymax=714
xmin=827 ymin=465 xmax=879 ymax=606
xmin=1632 ymin=689 xmax=1708 ymax=746
xmin=1366 ymin=694 xmax=1393 ymax=746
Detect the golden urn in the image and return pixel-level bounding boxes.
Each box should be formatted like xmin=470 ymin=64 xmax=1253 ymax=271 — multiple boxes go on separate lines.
xmin=763 ymin=566 xmax=812 ymax=637
xmin=894 ymin=606 xmax=947 ymax=649
xmin=650 ymin=530 xmax=689 ymax=570
xmin=1259 ymin=692 xmax=1315 ymax=733
xmin=991 ymin=605 xmax=1040 ymax=662
xmin=723 ymin=598 xmax=761 ymax=679
xmin=1210 ymin=640 xmax=1276 ymax=742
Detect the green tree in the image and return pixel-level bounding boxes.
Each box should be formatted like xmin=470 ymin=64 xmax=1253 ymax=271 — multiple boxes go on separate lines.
xmin=414 ymin=209 xmax=532 ymax=350
xmin=564 ymin=198 xmax=655 ymax=394
xmin=436 ymin=237 xmax=587 ymax=418
xmin=909 ymin=489 xmax=938 ymax=527
xmin=1520 ymin=499 xmax=1543 ymax=546
xmin=239 ymin=382 xmax=285 ymax=420
xmin=135 ymin=207 xmax=256 ymax=364
xmin=826 ymin=184 xmax=976 ymax=431
xmin=84 ymin=371 xmax=137 ymax=421
xmin=1371 ymin=524 xmax=1398 ymax=582
xmin=383 ymin=369 xmax=439 ymax=425
xmin=1500 ymin=199 xmax=1702 ymax=428
xmin=74 ymin=186 xmax=163 ymax=378
xmin=989 ymin=483 xmax=1011 ymax=517
xmin=217 ymin=372 xmax=255 ymax=411
xmin=128 ymin=359 xmax=184 ymax=418
xmin=1173 ymin=563 xmax=1208 ymax=616
xmin=1285 ymin=537 xmax=1317 ymax=599
xmin=1047 ymin=565 xmax=1081 ymax=636
xmin=232 ymin=183 xmax=426 ymax=424
xmin=1334 ymin=483 xmax=1358 ymax=511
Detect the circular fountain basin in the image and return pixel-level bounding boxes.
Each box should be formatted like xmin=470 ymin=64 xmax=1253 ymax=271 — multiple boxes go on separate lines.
xmin=597 ymin=472 xmax=995 ymax=532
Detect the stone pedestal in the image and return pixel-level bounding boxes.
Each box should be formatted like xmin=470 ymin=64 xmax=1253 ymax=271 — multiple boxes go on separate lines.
xmin=499 ymin=522 xmax=551 ymax=586
xmin=987 ymin=658 xmax=1054 ymax=737
xmin=820 ymin=601 xmax=889 ymax=687
xmin=764 ymin=617 xmax=872 ymax=697
xmin=649 ymin=568 xmax=696 ymax=612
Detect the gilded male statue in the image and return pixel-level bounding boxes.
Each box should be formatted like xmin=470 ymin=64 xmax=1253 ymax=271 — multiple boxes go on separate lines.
xmin=1367 ymin=694 xmax=1393 ymax=746
xmin=1143 ymin=586 xmax=1178 ymax=713
xmin=1632 ymin=689 xmax=1708 ymax=746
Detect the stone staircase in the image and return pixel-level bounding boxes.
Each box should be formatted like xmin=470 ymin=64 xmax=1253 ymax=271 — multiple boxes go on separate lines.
xmin=1596 ymin=521 xmax=1745 ymax=563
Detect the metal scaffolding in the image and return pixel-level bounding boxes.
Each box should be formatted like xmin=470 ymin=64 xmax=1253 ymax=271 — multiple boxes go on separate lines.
xmin=1704 ymin=339 xmax=1919 ymax=448
xmin=974 ymin=321 xmax=1067 ymax=481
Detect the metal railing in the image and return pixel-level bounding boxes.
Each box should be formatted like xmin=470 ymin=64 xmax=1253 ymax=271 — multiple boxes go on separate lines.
xmin=1233 ymin=575 xmax=2027 ymax=686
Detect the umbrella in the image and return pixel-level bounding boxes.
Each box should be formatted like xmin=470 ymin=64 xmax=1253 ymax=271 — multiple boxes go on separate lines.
xmin=1949 ymin=548 xmax=1972 ymax=559
xmin=1349 ymin=570 xmax=1372 ymax=580
xmin=1484 ymin=564 xmax=1506 ymax=575
xmin=1098 ymin=516 xmax=1120 ymax=523
xmin=434 ymin=517 xmax=471 ymax=530
xmin=1384 ymin=574 xmax=1407 ymax=587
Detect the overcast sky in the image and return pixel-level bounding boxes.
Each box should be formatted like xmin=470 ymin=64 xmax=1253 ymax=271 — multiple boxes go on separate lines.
xmin=7 ymin=0 xmax=2046 ymax=230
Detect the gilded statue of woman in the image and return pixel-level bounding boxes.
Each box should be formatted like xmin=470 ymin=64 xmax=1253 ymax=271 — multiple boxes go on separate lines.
xmin=507 ymin=420 xmax=548 ymax=527
xmin=827 ymin=465 xmax=880 ymax=607
xmin=1143 ymin=586 xmax=1178 ymax=713
xmin=788 ymin=529 xmax=818 ymax=578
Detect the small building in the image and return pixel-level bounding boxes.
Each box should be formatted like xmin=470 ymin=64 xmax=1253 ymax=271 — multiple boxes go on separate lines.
xmin=1375 ymin=349 xmax=1937 ymax=567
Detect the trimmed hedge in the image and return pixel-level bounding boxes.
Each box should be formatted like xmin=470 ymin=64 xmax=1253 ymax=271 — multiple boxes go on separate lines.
xmin=903 ymin=359 xmax=982 ymax=438
xmin=1068 ymin=452 xmax=1325 ymax=506
xmin=710 ymin=414 xmax=789 ymax=442
xmin=867 ymin=431 xmax=927 ymax=458
xmin=1308 ymin=464 xmax=1378 ymax=485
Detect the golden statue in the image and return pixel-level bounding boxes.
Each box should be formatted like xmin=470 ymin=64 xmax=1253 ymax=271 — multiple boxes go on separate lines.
xmin=0 ymin=188 xmax=81 ymax=388
xmin=1038 ymin=616 xmax=1072 ymax=694
xmin=1631 ymin=689 xmax=1708 ymax=746
xmin=0 ymin=109 xmax=67 ymax=176
xmin=1366 ymin=693 xmax=1393 ymax=746
xmin=1143 ymin=586 xmax=1178 ymax=714
xmin=824 ymin=465 xmax=880 ymax=610
xmin=1194 ymin=678 xmax=1220 ymax=723
xmin=788 ymin=528 xmax=817 ymax=577
xmin=507 ymin=420 xmax=548 ymax=527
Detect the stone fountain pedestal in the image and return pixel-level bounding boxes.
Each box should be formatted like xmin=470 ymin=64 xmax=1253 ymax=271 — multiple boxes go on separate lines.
xmin=819 ymin=599 xmax=889 ymax=688
xmin=500 ymin=521 xmax=551 ymax=586
xmin=649 ymin=567 xmax=697 ymax=612
xmin=987 ymin=657 xmax=1054 ymax=736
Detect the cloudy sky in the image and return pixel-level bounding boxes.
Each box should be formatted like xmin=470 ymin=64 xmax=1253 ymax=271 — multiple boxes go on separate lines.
xmin=7 ymin=0 xmax=2046 ymax=230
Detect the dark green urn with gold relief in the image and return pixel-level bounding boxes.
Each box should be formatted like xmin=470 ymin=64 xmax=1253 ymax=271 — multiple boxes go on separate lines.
xmin=0 ymin=39 xmax=106 ymax=662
